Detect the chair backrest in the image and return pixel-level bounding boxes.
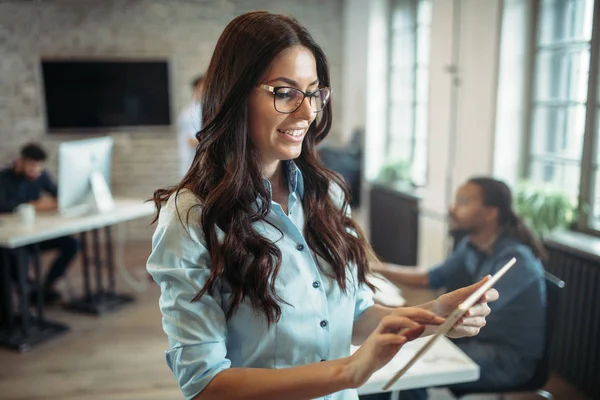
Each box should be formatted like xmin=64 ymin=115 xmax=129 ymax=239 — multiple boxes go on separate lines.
xmin=527 ymin=271 xmax=565 ymax=387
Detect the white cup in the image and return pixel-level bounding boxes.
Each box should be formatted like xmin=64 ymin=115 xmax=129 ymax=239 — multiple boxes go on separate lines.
xmin=16 ymin=203 xmax=36 ymax=225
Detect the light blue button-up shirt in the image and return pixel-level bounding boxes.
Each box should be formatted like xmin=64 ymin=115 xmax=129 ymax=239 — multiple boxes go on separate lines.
xmin=147 ymin=161 xmax=374 ymax=400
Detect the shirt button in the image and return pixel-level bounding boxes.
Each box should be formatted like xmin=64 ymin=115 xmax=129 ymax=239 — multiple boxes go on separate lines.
xmin=296 ymin=244 xmax=305 ymax=251
xmin=320 ymin=320 xmax=328 ymax=328
xmin=312 ymin=281 xmax=320 ymax=289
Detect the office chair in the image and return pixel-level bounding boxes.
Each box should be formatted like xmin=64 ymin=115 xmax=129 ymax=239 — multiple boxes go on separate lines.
xmin=453 ymin=271 xmax=565 ymax=400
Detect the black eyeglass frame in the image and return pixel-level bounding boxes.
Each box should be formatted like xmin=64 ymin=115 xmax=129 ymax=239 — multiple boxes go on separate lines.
xmin=258 ymin=84 xmax=331 ymax=114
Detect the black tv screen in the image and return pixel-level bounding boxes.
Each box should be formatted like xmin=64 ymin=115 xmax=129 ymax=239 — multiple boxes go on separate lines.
xmin=41 ymin=60 xmax=171 ymax=131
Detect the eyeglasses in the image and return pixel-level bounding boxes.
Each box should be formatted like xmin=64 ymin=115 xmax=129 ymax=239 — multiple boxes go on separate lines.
xmin=258 ymin=84 xmax=331 ymax=114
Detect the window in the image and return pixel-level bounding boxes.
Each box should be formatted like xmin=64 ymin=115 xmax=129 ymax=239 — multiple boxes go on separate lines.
xmin=383 ymin=0 xmax=432 ymax=187
xmin=527 ymin=0 xmax=600 ymax=231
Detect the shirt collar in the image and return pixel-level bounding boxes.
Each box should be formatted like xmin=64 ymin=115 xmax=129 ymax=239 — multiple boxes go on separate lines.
xmin=262 ymin=160 xmax=302 ymax=199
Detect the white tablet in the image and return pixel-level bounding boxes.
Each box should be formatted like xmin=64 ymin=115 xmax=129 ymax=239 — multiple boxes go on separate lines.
xmin=382 ymin=257 xmax=517 ymax=390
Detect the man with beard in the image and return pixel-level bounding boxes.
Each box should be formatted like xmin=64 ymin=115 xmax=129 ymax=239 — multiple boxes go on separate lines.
xmin=0 ymin=143 xmax=79 ymax=304
xmin=372 ymin=177 xmax=546 ymax=397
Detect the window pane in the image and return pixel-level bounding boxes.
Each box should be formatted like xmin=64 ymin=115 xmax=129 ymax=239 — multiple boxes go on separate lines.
xmin=392 ymin=0 xmax=415 ymax=29
xmin=592 ymin=167 xmax=600 ymax=224
xmin=414 ymin=103 xmax=427 ymax=141
xmin=530 ymin=105 xmax=585 ymax=161
xmin=416 ymin=25 xmax=430 ymax=66
xmin=416 ymin=67 xmax=428 ymax=103
xmin=390 ymin=31 xmax=416 ymax=68
xmin=417 ymin=0 xmax=432 ymax=25
xmin=385 ymin=0 xmax=431 ymax=185
xmin=389 ymin=104 xmax=414 ymax=142
xmin=534 ymin=47 xmax=589 ymax=103
xmin=412 ymin=140 xmax=428 ymax=186
xmin=387 ymin=132 xmax=413 ymax=163
xmin=592 ymin=111 xmax=600 ymax=227
xmin=597 ymin=109 xmax=600 ymax=164
xmin=529 ymin=159 xmax=581 ymax=200
xmin=390 ymin=68 xmax=415 ymax=103
xmin=539 ymin=0 xmax=594 ymax=45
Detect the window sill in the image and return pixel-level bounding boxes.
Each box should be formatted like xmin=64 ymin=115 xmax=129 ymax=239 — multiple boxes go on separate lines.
xmin=544 ymin=230 xmax=600 ymax=264
xmin=369 ymin=180 xmax=424 ymax=201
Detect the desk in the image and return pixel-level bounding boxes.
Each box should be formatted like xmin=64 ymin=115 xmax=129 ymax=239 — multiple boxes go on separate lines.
xmin=0 ymin=199 xmax=155 ymax=351
xmin=355 ymin=336 xmax=479 ymax=396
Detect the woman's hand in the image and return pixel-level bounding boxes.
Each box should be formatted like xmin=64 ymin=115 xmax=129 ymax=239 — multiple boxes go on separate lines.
xmin=432 ymin=276 xmax=499 ymax=338
xmin=345 ymin=308 xmax=442 ymax=388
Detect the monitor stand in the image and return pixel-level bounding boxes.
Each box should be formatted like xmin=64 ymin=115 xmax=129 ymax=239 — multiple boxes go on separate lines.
xmin=90 ymin=171 xmax=115 ymax=213
xmin=59 ymin=172 xmax=115 ymax=218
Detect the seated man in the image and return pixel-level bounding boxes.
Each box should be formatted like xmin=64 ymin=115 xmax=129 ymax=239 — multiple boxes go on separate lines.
xmin=0 ymin=143 xmax=79 ymax=304
xmin=372 ymin=177 xmax=546 ymax=396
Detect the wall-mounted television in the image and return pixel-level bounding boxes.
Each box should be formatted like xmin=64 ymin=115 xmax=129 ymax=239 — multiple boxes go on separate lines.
xmin=41 ymin=59 xmax=171 ymax=132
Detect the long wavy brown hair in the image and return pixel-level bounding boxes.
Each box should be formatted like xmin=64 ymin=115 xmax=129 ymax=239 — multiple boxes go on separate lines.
xmin=152 ymin=11 xmax=377 ymax=325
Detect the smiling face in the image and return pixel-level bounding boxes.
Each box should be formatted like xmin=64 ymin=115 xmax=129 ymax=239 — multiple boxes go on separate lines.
xmin=247 ymin=45 xmax=319 ymax=173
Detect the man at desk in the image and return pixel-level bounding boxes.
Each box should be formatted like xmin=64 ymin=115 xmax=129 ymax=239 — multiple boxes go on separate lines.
xmin=373 ymin=177 xmax=546 ymax=397
xmin=0 ymin=143 xmax=78 ymax=304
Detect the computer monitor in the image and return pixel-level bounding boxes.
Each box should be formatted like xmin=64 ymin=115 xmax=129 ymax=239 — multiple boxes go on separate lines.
xmin=58 ymin=137 xmax=115 ymax=215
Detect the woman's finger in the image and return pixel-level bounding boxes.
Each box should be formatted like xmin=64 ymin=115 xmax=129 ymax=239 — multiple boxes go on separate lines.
xmin=393 ymin=307 xmax=445 ymax=325
xmin=478 ymin=288 xmax=499 ymax=303
xmin=399 ymin=325 xmax=426 ymax=341
xmin=450 ymin=326 xmax=481 ymax=337
xmin=466 ymin=303 xmax=491 ymax=318
xmin=378 ymin=315 xmax=422 ymax=333
xmin=457 ymin=316 xmax=487 ymax=328
xmin=378 ymin=333 xmax=409 ymax=347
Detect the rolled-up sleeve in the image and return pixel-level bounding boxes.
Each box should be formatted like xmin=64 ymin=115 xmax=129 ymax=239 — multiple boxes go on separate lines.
xmin=354 ymin=281 xmax=375 ymax=321
xmin=147 ymin=197 xmax=230 ymax=399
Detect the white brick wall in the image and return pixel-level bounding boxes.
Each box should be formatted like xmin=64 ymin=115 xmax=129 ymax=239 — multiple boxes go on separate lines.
xmin=0 ymin=0 xmax=344 ymax=240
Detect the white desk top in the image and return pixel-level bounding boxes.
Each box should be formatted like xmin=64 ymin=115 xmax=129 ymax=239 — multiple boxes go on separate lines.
xmin=355 ymin=336 xmax=479 ymax=394
xmin=0 ymin=198 xmax=155 ymax=249
xmin=368 ymin=273 xmax=406 ymax=307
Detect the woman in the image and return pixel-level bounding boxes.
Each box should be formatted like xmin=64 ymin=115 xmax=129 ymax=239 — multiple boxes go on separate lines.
xmin=148 ymin=11 xmax=497 ymax=400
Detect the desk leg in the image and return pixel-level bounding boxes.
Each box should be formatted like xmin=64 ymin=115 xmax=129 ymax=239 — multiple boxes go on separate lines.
xmin=105 ymin=226 xmax=116 ymax=295
xmin=64 ymin=227 xmax=134 ymax=316
xmin=15 ymin=248 xmax=31 ymax=337
xmin=92 ymin=229 xmax=104 ymax=296
xmin=80 ymin=232 xmax=92 ymax=302
xmin=1 ymin=248 xmax=14 ymax=332
xmin=0 ymin=246 xmax=69 ymax=352
xmin=31 ymin=244 xmax=44 ymax=325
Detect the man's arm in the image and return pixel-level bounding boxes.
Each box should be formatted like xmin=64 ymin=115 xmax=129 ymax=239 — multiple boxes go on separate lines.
xmin=40 ymin=170 xmax=58 ymax=198
xmin=372 ymin=238 xmax=471 ymax=291
xmin=30 ymin=171 xmax=58 ymax=211
xmin=371 ymin=262 xmax=431 ymax=288
xmin=31 ymin=196 xmax=57 ymax=211
xmin=0 ymin=175 xmax=21 ymax=213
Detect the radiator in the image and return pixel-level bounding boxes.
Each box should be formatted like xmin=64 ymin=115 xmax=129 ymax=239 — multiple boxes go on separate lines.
xmin=544 ymin=236 xmax=600 ymax=400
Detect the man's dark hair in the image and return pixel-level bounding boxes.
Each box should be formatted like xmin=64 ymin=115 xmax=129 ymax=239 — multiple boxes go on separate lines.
xmin=190 ymin=74 xmax=205 ymax=90
xmin=469 ymin=177 xmax=547 ymax=262
xmin=20 ymin=143 xmax=48 ymax=162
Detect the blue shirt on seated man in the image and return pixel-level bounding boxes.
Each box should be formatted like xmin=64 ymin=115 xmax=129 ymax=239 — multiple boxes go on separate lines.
xmin=372 ymin=177 xmax=546 ymax=398
xmin=0 ymin=143 xmax=79 ymax=304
